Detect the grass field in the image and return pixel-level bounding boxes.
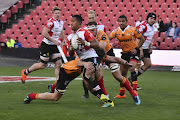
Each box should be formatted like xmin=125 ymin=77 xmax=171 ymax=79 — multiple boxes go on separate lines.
xmin=0 ymin=66 xmax=179 ymax=120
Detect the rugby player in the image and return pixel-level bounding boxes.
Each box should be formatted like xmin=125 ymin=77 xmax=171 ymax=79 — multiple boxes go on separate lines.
xmin=21 ymin=6 xmax=66 ymax=84
xmin=109 ymin=15 xmax=145 ymax=98
xmin=128 ymin=13 xmax=156 ymax=84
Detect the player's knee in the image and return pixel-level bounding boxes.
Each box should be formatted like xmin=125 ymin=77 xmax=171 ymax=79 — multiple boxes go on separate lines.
xmin=110 ymin=64 xmax=120 ymax=73
xmin=146 ymin=63 xmax=152 ymax=69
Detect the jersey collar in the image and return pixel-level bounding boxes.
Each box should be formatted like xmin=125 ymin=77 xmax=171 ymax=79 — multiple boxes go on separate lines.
xmin=118 ymin=25 xmax=130 ymax=33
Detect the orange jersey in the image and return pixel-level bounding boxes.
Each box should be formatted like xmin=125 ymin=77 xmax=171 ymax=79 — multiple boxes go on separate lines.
xmin=62 ymin=57 xmax=81 ymax=75
xmin=96 ymin=30 xmax=111 ymax=52
xmin=109 ymin=25 xmax=142 ymax=53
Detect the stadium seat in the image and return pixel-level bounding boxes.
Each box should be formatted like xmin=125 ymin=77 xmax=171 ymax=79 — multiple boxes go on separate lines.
xmin=0 ymin=34 xmax=7 ymax=42
xmin=5 ymin=10 xmax=12 ymax=24
xmin=5 ymin=29 xmax=12 ymax=35
xmin=0 ymin=14 xmax=8 ymax=23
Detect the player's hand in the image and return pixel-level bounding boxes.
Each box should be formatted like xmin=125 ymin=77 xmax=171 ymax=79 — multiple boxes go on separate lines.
xmin=149 ymin=48 xmax=152 ymax=54
xmin=77 ymin=38 xmax=85 ymax=45
xmin=124 ymin=61 xmax=132 ymax=67
xmin=54 ymin=40 xmax=61 ymax=46
xmin=131 ymin=49 xmax=137 ymax=55
xmin=84 ymin=62 xmax=95 ymax=72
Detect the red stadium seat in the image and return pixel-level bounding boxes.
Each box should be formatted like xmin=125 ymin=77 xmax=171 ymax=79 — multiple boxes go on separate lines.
xmin=5 ymin=29 xmax=12 ymax=35
xmin=0 ymin=34 xmax=7 ymax=42
xmin=5 ymin=10 xmax=11 ymax=19
xmin=17 ymin=1 xmax=23 ymax=9
xmin=23 ymin=0 xmax=29 ymax=4
xmin=11 ymin=5 xmax=18 ymax=14
xmin=0 ymin=14 xmax=7 ymax=23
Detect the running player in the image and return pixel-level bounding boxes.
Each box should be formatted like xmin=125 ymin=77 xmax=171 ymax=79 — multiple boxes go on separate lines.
xmin=128 ymin=13 xmax=156 ymax=84
xmin=109 ymin=15 xmax=145 ymax=98
xmin=21 ymin=6 xmax=66 ymax=83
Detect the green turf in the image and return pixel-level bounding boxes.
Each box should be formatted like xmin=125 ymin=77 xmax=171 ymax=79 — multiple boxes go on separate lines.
xmin=0 ymin=67 xmax=179 ymax=120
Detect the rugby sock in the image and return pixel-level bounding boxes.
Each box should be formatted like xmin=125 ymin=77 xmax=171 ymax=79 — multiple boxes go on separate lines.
xmin=137 ymin=67 xmax=144 ymax=77
xmin=24 ymin=69 xmax=30 ymax=75
xmin=121 ymin=77 xmax=137 ymax=97
xmin=84 ymin=76 xmax=103 ymax=98
xmin=131 ymin=71 xmax=138 ymax=91
xmin=29 ymin=93 xmax=39 ymax=99
xmin=120 ymin=86 xmax=125 ymax=96
xmin=97 ymin=76 xmax=108 ymax=95
xmin=51 ymin=82 xmax=56 ymax=92
xmin=82 ymin=81 xmax=89 ymax=95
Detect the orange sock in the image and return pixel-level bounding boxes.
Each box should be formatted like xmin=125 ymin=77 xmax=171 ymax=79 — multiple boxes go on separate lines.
xmin=121 ymin=77 xmax=137 ymax=97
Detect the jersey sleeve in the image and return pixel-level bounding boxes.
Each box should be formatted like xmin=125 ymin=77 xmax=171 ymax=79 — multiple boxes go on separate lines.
xmin=84 ymin=30 xmax=95 ymax=41
xmin=109 ymin=29 xmax=117 ymax=39
xmin=134 ymin=28 xmax=142 ymax=38
xmin=44 ymin=21 xmax=54 ymax=29
xmin=137 ymin=24 xmax=147 ymax=34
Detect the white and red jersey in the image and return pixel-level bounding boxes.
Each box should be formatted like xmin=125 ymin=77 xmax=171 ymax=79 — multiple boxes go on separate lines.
xmin=67 ymin=28 xmax=98 ymax=60
xmin=137 ymin=21 xmax=154 ymax=49
xmin=43 ymin=17 xmax=64 ymax=45
xmin=83 ymin=22 xmax=106 ymax=32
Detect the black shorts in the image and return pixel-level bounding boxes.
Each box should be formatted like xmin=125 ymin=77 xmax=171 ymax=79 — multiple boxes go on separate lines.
xmin=56 ymin=68 xmax=80 ymax=92
xmin=39 ymin=41 xmax=59 ymax=58
xmin=105 ymin=48 xmax=115 ymax=66
xmin=143 ymin=49 xmax=150 ymax=58
xmin=121 ymin=48 xmax=140 ymax=63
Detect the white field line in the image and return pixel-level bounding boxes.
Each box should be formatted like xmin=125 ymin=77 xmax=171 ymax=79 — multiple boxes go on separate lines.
xmin=0 ymin=76 xmax=82 ymax=83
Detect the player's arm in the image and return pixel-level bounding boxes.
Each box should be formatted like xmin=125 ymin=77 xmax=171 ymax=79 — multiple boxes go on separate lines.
xmin=103 ymin=55 xmax=132 ymax=67
xmin=77 ymin=60 xmax=95 ymax=71
xmin=108 ymin=30 xmax=116 ymax=41
xmin=42 ymin=26 xmax=61 ymax=46
xmin=148 ymin=43 xmax=153 ymax=54
xmin=137 ymin=35 xmax=145 ymax=48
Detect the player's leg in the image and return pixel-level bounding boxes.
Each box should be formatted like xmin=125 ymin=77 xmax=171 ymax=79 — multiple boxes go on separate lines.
xmin=21 ymin=42 xmax=50 ymax=83
xmin=129 ymin=60 xmax=138 ymax=93
xmin=24 ymin=67 xmax=77 ymax=104
xmin=48 ymin=53 xmax=62 ymax=93
xmin=95 ymin=63 xmax=108 ymax=95
xmin=82 ymin=67 xmax=114 ymax=107
xmin=114 ymin=64 xmax=128 ymax=98
xmin=21 ymin=58 xmax=48 ymax=83
xmin=81 ymin=74 xmax=89 ymax=98
xmin=138 ymin=57 xmax=151 ymax=76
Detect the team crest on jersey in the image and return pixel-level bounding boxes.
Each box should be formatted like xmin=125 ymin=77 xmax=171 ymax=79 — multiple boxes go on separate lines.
xmin=101 ymin=35 xmax=106 ymax=40
xmin=47 ymin=22 xmax=53 ymax=28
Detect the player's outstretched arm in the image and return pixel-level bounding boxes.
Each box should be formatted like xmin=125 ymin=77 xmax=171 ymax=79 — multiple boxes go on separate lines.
xmin=104 ymin=55 xmax=132 ymax=67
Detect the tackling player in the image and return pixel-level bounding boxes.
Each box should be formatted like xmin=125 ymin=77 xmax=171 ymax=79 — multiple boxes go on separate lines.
xmin=21 ymin=6 xmax=66 ymax=83
xmin=109 ymin=15 xmax=145 ymax=98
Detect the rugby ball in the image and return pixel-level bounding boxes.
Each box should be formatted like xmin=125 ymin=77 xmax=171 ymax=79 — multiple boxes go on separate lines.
xmin=71 ymin=34 xmax=81 ymax=50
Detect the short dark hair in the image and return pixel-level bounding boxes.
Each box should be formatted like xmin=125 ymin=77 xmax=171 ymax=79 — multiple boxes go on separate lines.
xmin=7 ymin=36 xmax=10 ymax=40
xmin=118 ymin=15 xmax=128 ymax=21
xmin=87 ymin=22 xmax=97 ymax=26
xmin=72 ymin=15 xmax=83 ymax=24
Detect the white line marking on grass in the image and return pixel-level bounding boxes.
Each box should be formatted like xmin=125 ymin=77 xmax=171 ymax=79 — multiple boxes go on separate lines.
xmin=0 ymin=76 xmax=82 ymax=83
